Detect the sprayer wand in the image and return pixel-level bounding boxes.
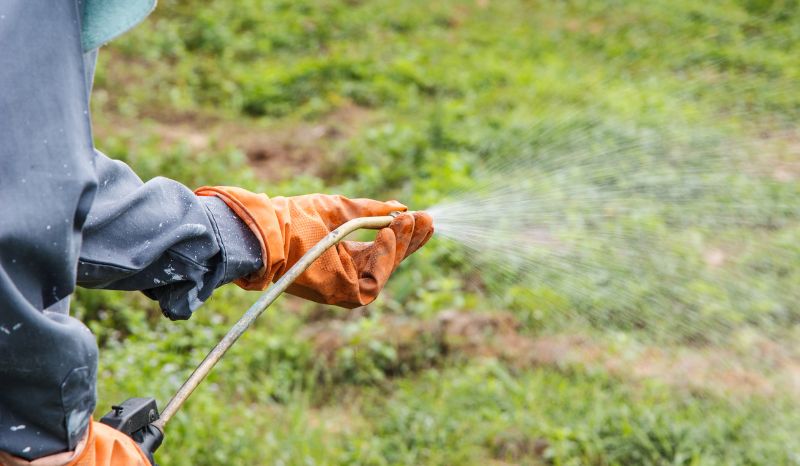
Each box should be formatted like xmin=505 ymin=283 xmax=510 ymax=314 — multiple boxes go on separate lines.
xmin=99 ymin=214 xmax=399 ymax=461
xmin=156 ymin=213 xmax=397 ymax=428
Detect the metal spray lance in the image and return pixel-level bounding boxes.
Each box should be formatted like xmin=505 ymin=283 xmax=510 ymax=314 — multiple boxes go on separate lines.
xmin=98 ymin=213 xmax=402 ymax=463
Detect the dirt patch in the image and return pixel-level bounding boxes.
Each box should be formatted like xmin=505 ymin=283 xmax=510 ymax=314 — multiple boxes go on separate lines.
xmin=300 ymin=314 xmax=437 ymax=370
xmin=300 ymin=310 xmax=800 ymax=400
xmin=703 ymin=248 xmax=727 ymax=267
xmin=745 ymin=128 xmax=800 ymax=183
xmin=239 ymin=104 xmax=373 ymax=181
xmin=92 ymin=103 xmax=375 ymax=182
xmin=488 ymin=430 xmax=550 ymax=463
xmin=306 ymin=403 xmax=369 ymax=436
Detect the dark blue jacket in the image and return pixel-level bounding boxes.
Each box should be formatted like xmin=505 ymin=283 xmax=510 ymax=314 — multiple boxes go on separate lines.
xmin=0 ymin=1 xmax=260 ymax=459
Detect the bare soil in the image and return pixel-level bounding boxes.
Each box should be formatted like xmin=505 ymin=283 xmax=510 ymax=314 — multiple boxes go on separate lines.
xmin=92 ymin=103 xmax=375 ymax=182
xmin=301 ymin=310 xmax=800 ymax=400
xmin=747 ymin=128 xmax=800 ymax=182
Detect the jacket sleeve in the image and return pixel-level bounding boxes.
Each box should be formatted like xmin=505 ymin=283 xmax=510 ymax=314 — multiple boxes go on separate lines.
xmin=77 ymin=151 xmax=263 ymax=320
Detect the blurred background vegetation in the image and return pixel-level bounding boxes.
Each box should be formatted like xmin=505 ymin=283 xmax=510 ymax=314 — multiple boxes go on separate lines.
xmin=80 ymin=0 xmax=799 ymax=464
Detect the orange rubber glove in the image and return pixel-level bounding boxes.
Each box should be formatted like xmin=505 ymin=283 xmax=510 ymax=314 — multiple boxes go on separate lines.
xmin=195 ymin=187 xmax=434 ymax=308
xmin=65 ymin=422 xmax=150 ymax=466
xmin=0 ymin=422 xmax=150 ymax=466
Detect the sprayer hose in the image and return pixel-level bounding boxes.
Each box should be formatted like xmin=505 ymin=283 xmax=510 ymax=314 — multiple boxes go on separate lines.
xmin=153 ymin=214 xmax=397 ymax=430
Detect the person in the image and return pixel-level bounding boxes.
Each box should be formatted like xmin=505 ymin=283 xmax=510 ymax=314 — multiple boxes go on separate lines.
xmin=0 ymin=2 xmax=433 ymax=465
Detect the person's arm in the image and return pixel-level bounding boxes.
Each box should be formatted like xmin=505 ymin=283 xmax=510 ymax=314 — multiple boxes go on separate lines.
xmin=0 ymin=2 xmax=431 ymax=464
xmin=77 ymin=152 xmax=434 ymax=316
xmin=76 ymin=152 xmax=262 ymax=320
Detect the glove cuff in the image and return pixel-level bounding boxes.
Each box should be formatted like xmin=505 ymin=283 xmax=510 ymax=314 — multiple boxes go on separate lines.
xmin=195 ymin=186 xmax=286 ymax=290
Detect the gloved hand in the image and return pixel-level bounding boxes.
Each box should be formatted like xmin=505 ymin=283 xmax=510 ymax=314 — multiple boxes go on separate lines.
xmin=195 ymin=187 xmax=434 ymax=308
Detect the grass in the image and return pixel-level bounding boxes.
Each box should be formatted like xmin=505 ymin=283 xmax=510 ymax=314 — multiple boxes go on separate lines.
xmin=80 ymin=0 xmax=800 ymax=464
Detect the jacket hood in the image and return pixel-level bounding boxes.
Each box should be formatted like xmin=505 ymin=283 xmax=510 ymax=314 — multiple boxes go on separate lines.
xmin=81 ymin=0 xmax=156 ymax=51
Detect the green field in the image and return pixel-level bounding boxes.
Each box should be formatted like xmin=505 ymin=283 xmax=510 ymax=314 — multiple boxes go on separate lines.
xmin=81 ymin=0 xmax=799 ymax=464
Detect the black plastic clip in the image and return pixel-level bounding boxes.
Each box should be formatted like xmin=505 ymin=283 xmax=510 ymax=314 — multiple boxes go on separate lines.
xmin=100 ymin=397 xmax=163 ymax=465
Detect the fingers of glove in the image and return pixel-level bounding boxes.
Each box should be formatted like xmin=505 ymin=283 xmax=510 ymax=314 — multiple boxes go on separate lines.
xmin=386 ymin=213 xmax=416 ymax=268
xmin=404 ymin=211 xmax=435 ymax=259
xmin=340 ymin=212 xmax=428 ymax=307
xmin=290 ymin=195 xmax=406 ymax=229
xmin=346 ymin=213 xmax=415 ymax=273
xmin=344 ymin=226 xmax=400 ymax=305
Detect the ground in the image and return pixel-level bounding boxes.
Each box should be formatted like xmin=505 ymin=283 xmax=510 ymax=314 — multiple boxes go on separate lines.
xmin=79 ymin=0 xmax=800 ymax=464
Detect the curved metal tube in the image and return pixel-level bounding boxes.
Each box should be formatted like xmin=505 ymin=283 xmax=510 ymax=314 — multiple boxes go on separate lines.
xmin=154 ymin=214 xmax=396 ymax=429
